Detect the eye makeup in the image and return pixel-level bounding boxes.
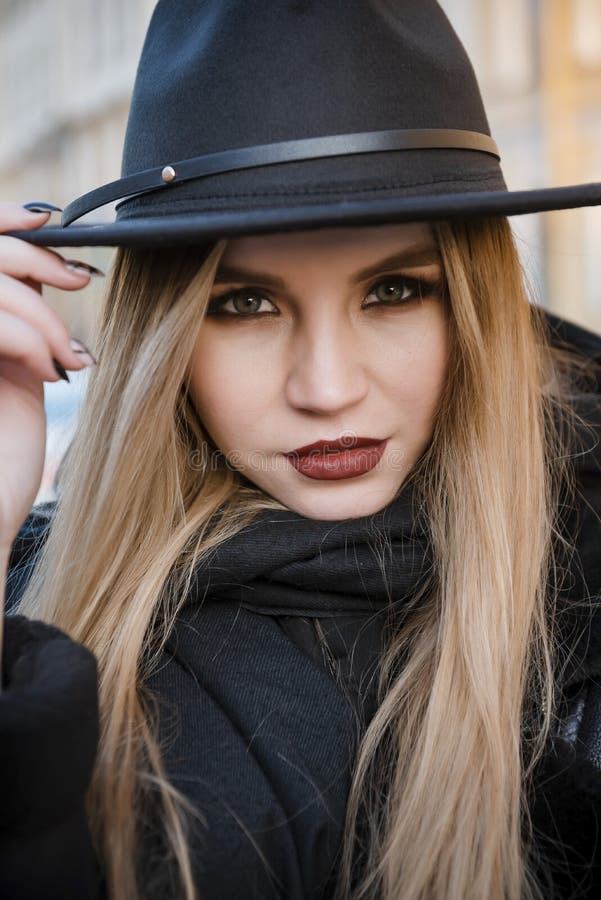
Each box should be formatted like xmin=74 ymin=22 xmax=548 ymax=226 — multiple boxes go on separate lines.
xmin=206 ymin=270 xmax=445 ymax=319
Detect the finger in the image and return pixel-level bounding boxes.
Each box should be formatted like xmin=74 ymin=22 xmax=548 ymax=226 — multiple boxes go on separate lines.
xmin=0 ymin=234 xmax=99 ymax=292
xmin=0 ymin=272 xmax=90 ymax=372
xmin=0 ymin=308 xmax=66 ymax=384
xmin=21 ymin=277 xmax=43 ymax=295
xmin=0 ymin=200 xmax=55 ymax=232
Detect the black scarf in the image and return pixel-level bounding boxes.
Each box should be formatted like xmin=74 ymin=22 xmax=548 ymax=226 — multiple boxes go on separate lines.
xmin=182 ymin=480 xmax=434 ymax=723
xmin=185 ymin=478 xmax=433 ymax=620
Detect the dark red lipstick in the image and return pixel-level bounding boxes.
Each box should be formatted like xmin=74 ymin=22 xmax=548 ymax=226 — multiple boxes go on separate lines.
xmin=286 ymin=436 xmax=383 ymax=455
xmin=284 ymin=436 xmax=387 ymax=480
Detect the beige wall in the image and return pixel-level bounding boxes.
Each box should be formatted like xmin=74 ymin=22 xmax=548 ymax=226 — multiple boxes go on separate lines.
xmin=539 ymin=0 xmax=601 ymax=331
xmin=0 ymin=0 xmax=155 ymax=345
xmin=440 ymin=0 xmax=601 ymax=332
xmin=1 ymin=0 xmax=600 ymax=341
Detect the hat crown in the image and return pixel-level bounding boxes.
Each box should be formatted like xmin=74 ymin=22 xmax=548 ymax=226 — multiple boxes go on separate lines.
xmin=11 ymin=1 xmax=601 ymax=247
xmin=121 ymin=0 xmax=493 ymax=176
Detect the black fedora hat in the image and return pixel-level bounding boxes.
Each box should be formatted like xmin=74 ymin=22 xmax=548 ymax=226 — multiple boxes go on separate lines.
xmin=9 ymin=0 xmax=601 ymax=248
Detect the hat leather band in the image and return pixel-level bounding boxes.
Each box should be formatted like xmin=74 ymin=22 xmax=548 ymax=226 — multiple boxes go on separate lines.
xmin=62 ymin=127 xmax=500 ymax=227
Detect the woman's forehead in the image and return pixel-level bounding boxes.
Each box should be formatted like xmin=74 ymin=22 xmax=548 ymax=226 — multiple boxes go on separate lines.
xmin=217 ymin=221 xmax=437 ymax=269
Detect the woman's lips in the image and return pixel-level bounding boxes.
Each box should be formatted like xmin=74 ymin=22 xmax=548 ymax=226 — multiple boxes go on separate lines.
xmin=286 ymin=436 xmax=385 ymax=455
xmin=285 ymin=439 xmax=388 ymax=480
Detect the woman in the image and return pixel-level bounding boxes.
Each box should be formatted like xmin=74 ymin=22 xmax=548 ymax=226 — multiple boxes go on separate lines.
xmin=2 ymin=2 xmax=601 ymax=899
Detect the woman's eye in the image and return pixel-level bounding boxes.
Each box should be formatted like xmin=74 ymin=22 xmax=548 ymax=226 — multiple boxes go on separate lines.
xmin=362 ymin=276 xmax=436 ymax=308
xmin=207 ymin=288 xmax=277 ymax=317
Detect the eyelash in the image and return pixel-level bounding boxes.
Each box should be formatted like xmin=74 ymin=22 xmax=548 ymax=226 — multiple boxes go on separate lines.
xmin=206 ymin=275 xmax=443 ymax=318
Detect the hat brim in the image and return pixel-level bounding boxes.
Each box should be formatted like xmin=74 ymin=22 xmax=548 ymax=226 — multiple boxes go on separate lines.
xmin=8 ymin=182 xmax=601 ymax=248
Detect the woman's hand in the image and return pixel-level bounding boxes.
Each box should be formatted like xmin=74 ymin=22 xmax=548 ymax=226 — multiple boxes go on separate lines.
xmin=0 ymin=201 xmax=99 ymax=552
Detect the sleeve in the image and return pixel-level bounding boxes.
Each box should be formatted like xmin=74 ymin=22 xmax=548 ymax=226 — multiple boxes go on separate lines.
xmin=0 ymin=614 xmax=106 ymax=900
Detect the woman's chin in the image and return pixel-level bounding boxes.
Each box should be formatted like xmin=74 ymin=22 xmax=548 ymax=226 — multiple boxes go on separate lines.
xmin=255 ymin=472 xmax=408 ymax=521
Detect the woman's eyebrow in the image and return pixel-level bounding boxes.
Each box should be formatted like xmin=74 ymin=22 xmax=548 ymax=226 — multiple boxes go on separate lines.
xmin=213 ymin=244 xmax=442 ymax=288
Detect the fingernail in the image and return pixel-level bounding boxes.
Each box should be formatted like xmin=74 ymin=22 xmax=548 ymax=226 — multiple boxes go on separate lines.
xmin=52 ymin=358 xmax=70 ymax=383
xmin=63 ymin=260 xmax=105 ymax=278
xmin=70 ymin=337 xmax=97 ymax=366
xmin=22 ymin=201 xmax=63 ymax=214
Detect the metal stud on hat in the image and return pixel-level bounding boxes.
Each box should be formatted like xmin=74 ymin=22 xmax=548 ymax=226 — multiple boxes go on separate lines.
xmin=161 ymin=166 xmax=177 ymax=184
xmin=6 ymin=0 xmax=601 ymax=248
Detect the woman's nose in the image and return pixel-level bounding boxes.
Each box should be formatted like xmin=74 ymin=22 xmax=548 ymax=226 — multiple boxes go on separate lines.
xmin=284 ymin=319 xmax=369 ymax=414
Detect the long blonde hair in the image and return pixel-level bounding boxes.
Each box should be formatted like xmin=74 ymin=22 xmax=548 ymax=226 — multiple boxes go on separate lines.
xmin=15 ymin=217 xmax=587 ymax=899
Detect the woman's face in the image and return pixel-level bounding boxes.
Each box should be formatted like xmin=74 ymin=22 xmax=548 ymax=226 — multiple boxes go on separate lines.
xmin=188 ymin=222 xmax=449 ymax=520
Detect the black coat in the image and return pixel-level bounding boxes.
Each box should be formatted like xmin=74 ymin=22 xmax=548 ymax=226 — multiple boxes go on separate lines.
xmin=2 ymin=311 xmax=601 ymax=900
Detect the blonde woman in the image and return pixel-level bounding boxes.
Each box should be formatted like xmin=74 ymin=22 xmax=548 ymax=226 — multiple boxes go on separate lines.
xmin=2 ymin=2 xmax=601 ymax=900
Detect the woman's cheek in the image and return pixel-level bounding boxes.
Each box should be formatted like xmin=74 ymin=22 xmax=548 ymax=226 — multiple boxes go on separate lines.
xmin=409 ymin=341 xmax=447 ymax=414
xmin=386 ymin=310 xmax=448 ymax=402
xmin=388 ymin=323 xmax=448 ymax=454
xmin=188 ymin=337 xmax=276 ymax=448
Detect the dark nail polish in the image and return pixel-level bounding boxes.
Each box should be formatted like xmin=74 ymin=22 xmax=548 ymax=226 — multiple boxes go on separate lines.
xmin=22 ymin=201 xmax=63 ymax=214
xmin=63 ymin=260 xmax=105 ymax=278
xmin=52 ymin=358 xmax=70 ymax=383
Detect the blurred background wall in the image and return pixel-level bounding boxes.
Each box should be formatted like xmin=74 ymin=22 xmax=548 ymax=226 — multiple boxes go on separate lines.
xmin=440 ymin=0 xmax=601 ymax=334
xmin=0 ymin=0 xmax=600 ymax=498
